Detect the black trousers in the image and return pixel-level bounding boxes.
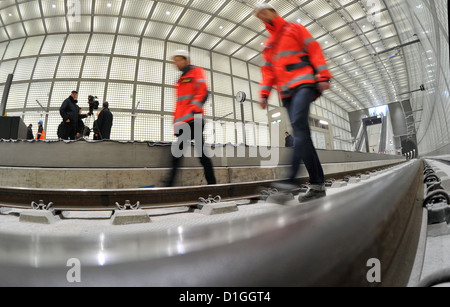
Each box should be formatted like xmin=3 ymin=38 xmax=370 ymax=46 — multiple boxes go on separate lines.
xmin=166 ymin=119 xmax=216 ymax=187
xmin=63 ymin=121 xmax=77 ymax=140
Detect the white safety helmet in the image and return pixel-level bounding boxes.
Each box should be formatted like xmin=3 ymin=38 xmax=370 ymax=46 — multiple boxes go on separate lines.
xmin=254 ymin=2 xmax=275 ymax=15
xmin=172 ymin=49 xmax=190 ymax=59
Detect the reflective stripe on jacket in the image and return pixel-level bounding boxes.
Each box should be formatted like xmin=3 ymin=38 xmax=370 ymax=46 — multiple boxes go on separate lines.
xmin=174 ymin=65 xmax=208 ymax=127
xmin=260 ymin=16 xmax=333 ymax=99
xmin=35 ymin=127 xmax=46 ymax=140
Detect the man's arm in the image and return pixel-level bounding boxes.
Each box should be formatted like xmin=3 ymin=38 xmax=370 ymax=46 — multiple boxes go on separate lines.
xmin=191 ymin=68 xmax=209 ymax=113
xmin=298 ymin=25 xmax=333 ymax=93
xmin=259 ymin=50 xmax=276 ymax=109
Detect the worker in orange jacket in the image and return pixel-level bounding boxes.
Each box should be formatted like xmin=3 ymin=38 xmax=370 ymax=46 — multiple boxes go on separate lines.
xmin=256 ymin=3 xmax=333 ymax=203
xmin=165 ymin=50 xmax=216 ymax=187
xmin=35 ymin=120 xmax=46 ymax=141
xmin=173 ymin=52 xmax=208 ymax=128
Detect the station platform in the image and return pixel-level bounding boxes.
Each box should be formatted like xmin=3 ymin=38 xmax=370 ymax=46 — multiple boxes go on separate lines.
xmin=0 ymin=139 xmax=404 ymax=189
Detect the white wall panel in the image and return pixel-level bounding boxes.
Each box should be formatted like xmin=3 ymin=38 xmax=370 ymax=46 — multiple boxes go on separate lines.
xmin=21 ymin=36 xmax=45 ymax=57
xmin=33 ymin=56 xmax=59 ymax=79
xmin=135 ymin=85 xmax=162 ymax=112
xmin=56 ymin=56 xmax=83 ymax=79
xmin=105 ymin=82 xmax=134 ymax=109
xmin=109 ymin=57 xmax=136 ymax=81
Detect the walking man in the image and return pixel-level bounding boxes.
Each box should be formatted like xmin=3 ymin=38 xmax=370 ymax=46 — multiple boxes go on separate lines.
xmin=165 ymin=50 xmax=216 ymax=187
xmin=255 ymin=3 xmax=333 ymax=202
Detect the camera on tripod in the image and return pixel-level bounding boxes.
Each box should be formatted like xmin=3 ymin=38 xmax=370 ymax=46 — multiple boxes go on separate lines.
xmin=88 ymin=95 xmax=99 ymax=116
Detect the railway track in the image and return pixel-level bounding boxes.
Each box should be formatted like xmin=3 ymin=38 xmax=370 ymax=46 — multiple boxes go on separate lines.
xmin=428 ymin=157 xmax=450 ymax=165
xmin=0 ymin=162 xmax=405 ymax=211
xmin=0 ymin=159 xmax=423 ymax=287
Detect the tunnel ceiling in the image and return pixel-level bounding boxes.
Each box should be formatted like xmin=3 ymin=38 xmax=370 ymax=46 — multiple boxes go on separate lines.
xmin=0 ymin=0 xmax=411 ymax=113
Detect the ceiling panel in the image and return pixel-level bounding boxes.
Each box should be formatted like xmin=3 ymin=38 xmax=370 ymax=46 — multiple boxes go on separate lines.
xmin=18 ymin=1 xmax=41 ymax=20
xmin=177 ymin=9 xmax=211 ymax=30
xmin=95 ymin=0 xmax=123 ymax=16
xmin=0 ymin=0 xmax=415 ymax=113
xmin=122 ymin=0 xmax=154 ymax=19
xmin=41 ymin=0 xmax=66 ymax=17
xmin=151 ymin=2 xmax=184 ymax=23
xmin=191 ymin=32 xmax=222 ymax=50
xmin=168 ymin=27 xmax=199 ymax=45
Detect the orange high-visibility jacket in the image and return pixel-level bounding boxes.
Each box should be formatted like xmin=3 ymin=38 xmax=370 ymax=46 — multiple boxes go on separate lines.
xmin=260 ymin=16 xmax=333 ymax=100
xmin=174 ymin=65 xmax=208 ymax=127
xmin=35 ymin=128 xmax=45 ymax=140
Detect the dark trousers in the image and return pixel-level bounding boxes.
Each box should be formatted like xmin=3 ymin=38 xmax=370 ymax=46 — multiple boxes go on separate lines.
xmin=63 ymin=121 xmax=77 ymax=140
xmin=166 ymin=119 xmax=216 ymax=187
xmin=283 ymin=87 xmax=325 ymax=186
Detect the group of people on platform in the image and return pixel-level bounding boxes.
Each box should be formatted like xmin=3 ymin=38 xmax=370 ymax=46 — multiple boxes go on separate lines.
xmin=24 ymin=4 xmax=333 ymax=203
xmin=26 ymin=121 xmax=45 ymax=141
xmin=58 ymin=91 xmax=113 ymax=141
xmin=27 ymin=92 xmax=113 ymax=142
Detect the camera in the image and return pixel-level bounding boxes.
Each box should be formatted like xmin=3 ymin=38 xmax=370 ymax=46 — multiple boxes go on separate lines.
xmin=88 ymin=95 xmax=99 ymax=116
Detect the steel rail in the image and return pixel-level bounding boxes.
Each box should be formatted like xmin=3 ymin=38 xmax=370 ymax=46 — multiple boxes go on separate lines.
xmin=0 ymin=162 xmax=405 ymax=211
xmin=427 ymin=158 xmax=450 ymax=166
xmin=0 ymin=160 xmax=423 ymax=286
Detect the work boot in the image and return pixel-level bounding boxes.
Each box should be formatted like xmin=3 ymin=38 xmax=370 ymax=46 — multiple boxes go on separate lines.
xmin=271 ymin=182 xmax=298 ymax=193
xmin=266 ymin=182 xmax=298 ymax=204
xmin=298 ymin=188 xmax=327 ymax=203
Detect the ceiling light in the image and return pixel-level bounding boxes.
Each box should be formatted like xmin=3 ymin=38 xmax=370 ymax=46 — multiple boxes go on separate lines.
xmin=166 ymin=11 xmax=171 ymax=15
xmin=52 ymin=4 xmax=56 ymax=8
xmin=107 ymin=2 xmax=111 ymax=8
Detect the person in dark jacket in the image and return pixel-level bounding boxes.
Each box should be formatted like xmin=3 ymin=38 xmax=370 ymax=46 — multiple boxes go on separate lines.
xmin=285 ymin=132 xmax=294 ymax=148
xmin=96 ymin=102 xmax=113 ymax=140
xmin=59 ymin=91 xmax=79 ymax=140
xmin=60 ymin=91 xmax=90 ymax=140
xmin=26 ymin=124 xmax=34 ymax=140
